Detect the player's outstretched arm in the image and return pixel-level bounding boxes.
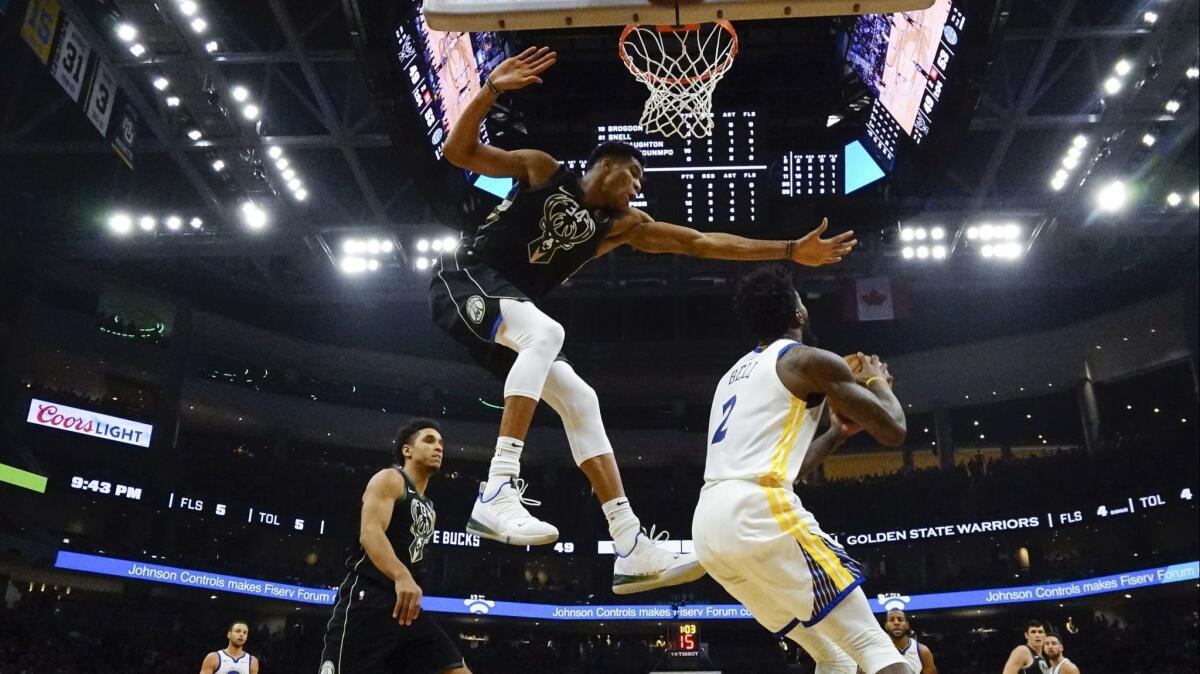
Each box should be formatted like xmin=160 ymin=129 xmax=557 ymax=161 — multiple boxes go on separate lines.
xmin=779 ymin=349 xmax=905 ymax=447
xmin=443 ymin=46 xmax=559 ymax=186
xmin=603 ymin=209 xmax=855 ymax=267
xmin=359 ymin=469 xmax=422 ymax=626
xmin=199 ymin=652 xmax=218 ymax=674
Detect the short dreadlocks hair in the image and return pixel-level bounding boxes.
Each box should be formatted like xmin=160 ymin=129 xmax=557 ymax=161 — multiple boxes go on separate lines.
xmin=392 ymin=418 xmax=441 ymax=465
xmin=734 ymin=266 xmax=801 ymax=342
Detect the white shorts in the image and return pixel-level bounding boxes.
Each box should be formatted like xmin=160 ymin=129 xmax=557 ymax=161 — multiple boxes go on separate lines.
xmin=693 ymin=479 xmax=908 ymax=674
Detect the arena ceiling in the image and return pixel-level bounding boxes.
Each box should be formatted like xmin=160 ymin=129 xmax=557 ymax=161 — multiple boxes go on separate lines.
xmin=0 ymin=0 xmax=1196 ymax=353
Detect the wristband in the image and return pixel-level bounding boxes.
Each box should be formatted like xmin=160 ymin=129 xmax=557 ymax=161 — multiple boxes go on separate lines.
xmin=863 ymin=376 xmax=887 ymax=389
xmin=485 ymin=77 xmax=501 ymax=96
xmin=785 ymin=239 xmax=795 ymax=260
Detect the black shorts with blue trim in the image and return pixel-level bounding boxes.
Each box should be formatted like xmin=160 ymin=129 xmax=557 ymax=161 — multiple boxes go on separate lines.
xmin=428 ymin=254 xmax=568 ymax=381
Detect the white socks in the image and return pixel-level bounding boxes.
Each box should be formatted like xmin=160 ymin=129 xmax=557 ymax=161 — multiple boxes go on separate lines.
xmin=484 ymin=436 xmax=523 ymax=499
xmin=602 ymin=496 xmax=641 ymax=556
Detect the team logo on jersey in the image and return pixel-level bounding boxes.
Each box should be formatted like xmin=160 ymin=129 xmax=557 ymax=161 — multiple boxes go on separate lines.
xmin=527 ymin=189 xmax=597 ymax=264
xmin=465 ymin=295 xmax=485 ymax=324
xmin=409 ymin=498 xmax=436 ymax=564
xmin=319 ymin=661 xmax=336 ymax=674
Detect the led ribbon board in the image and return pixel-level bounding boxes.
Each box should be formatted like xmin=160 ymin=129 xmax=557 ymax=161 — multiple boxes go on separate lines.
xmin=57 ymin=551 xmax=1198 ymax=617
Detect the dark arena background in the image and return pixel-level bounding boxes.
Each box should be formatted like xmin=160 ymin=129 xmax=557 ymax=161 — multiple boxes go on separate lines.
xmin=0 ymin=0 xmax=1198 ymax=672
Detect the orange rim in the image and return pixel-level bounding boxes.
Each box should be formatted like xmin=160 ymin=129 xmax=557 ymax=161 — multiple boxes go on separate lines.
xmin=618 ymin=19 xmax=738 ymax=86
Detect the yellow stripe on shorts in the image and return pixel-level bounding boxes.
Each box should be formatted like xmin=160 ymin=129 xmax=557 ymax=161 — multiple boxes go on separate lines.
xmin=760 ymin=485 xmax=857 ymax=590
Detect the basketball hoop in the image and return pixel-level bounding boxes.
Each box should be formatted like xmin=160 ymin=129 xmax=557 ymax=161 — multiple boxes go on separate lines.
xmin=619 ymin=20 xmax=738 ymax=139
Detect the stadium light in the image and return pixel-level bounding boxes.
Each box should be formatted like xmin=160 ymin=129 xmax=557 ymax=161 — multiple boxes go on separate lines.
xmin=343 ymin=239 xmax=361 ymax=255
xmin=129 ymin=43 xmax=146 ymax=57
xmin=1061 ymin=155 xmax=1079 ymax=170
xmin=914 ymin=228 xmax=928 ymax=241
xmin=416 ymin=257 xmax=431 ymax=270
xmin=416 ymin=239 xmax=430 ymax=252
xmin=340 ymin=257 xmax=367 ymax=275
xmin=108 ymin=213 xmax=133 ymax=235
xmin=1072 ymin=135 xmax=1088 ymax=149
xmin=916 ymin=246 xmax=929 ymax=259
xmin=1141 ymin=133 xmax=1156 ymax=147
xmin=240 ymin=201 xmax=268 ymax=230
xmin=211 ymin=159 xmax=225 ymax=172
xmin=367 ymin=259 xmax=380 ymax=271
xmin=431 ymin=239 xmax=444 ymax=252
xmin=166 ymin=215 xmax=183 ymax=231
xmin=1164 ymin=99 xmax=1181 ymax=113
xmin=1193 ymin=190 xmax=1200 ymax=208
xmin=1142 ymin=11 xmax=1158 ymax=24
xmin=179 ymin=0 xmax=198 ymax=16
xmin=366 ymin=239 xmax=381 ymax=255
xmin=1103 ymin=77 xmax=1122 ymax=95
xmin=381 ymin=240 xmax=394 ymax=254
xmin=901 ymin=247 xmax=915 ymax=259
xmin=1166 ymin=192 xmax=1182 ymax=207
xmin=932 ymin=245 xmax=947 ymax=259
xmin=190 ymin=217 xmax=203 ymax=229
xmin=1113 ymin=59 xmax=1132 ymax=76
xmin=190 ymin=17 xmax=208 ymax=33
xmin=115 ymin=23 xmax=138 ymax=42
xmin=242 ymin=105 xmax=260 ymax=121
xmin=900 ymin=227 xmax=915 ymax=242
xmin=231 ymin=86 xmax=249 ymax=103
xmin=443 ymin=237 xmax=458 ymax=252
xmin=287 ymin=178 xmax=302 ymax=192
xmin=276 ymin=158 xmax=289 ymax=170
xmin=1095 ymin=180 xmax=1128 ymax=213
xmin=1188 ymin=67 xmax=1199 ymax=80
xmin=930 ymin=227 xmax=945 ymax=240
xmin=205 ymin=41 xmax=219 ymax=53
xmin=294 ymin=189 xmax=308 ymax=202
xmin=187 ymin=128 xmax=203 ymax=141
xmin=166 ymin=96 xmax=181 ymax=107
xmin=281 ymin=168 xmax=296 ymax=182
xmin=268 ymin=146 xmax=283 ymax=160
xmin=153 ymin=77 xmax=169 ymax=91
xmin=138 ymin=215 xmax=156 ymax=232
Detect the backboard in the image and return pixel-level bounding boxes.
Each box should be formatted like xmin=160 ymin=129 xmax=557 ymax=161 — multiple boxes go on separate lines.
xmin=423 ymin=0 xmax=937 ymax=32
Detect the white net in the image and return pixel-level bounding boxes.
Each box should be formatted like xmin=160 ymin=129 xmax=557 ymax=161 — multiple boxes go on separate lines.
xmin=619 ymin=21 xmax=739 ymax=139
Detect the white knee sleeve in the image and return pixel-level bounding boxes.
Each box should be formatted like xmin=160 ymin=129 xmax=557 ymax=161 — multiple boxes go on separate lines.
xmin=786 ymin=627 xmax=858 ymax=674
xmin=811 ymin=590 xmax=907 ymax=674
xmin=494 ymin=299 xmax=565 ymax=400
xmin=541 ymin=360 xmax=614 ymax=465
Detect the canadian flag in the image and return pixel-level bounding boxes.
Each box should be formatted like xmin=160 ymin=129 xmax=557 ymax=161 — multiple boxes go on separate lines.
xmin=841 ymin=277 xmax=911 ymax=322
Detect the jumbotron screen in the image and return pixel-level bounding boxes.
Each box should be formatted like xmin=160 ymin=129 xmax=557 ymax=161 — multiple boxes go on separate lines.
xmin=394 ymin=9 xmax=507 ymax=161
xmin=570 ymin=111 xmax=762 ymax=228
xmin=846 ymin=0 xmax=967 ymax=144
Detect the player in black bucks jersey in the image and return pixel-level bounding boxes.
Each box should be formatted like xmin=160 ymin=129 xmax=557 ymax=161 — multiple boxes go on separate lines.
xmin=319 ymin=419 xmax=469 ymax=674
xmin=436 ymin=46 xmax=856 ymax=595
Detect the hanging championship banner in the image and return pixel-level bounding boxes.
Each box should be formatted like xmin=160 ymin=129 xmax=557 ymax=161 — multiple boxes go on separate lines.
xmin=20 ymin=0 xmax=62 ymax=64
xmin=48 ymin=15 xmax=93 ymax=102
xmin=85 ymin=60 xmax=118 ymax=136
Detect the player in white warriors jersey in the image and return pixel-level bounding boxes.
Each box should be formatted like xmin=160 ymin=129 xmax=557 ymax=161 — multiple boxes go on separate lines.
xmin=199 ymin=619 xmax=258 ymax=674
xmin=884 ymin=609 xmax=937 ymax=673
xmin=1044 ymin=633 xmax=1080 ymax=674
xmin=693 ymin=266 xmax=910 ymax=674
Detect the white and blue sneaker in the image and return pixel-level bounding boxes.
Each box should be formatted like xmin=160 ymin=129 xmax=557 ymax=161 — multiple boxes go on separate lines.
xmin=612 ymin=526 xmax=707 ymax=595
xmin=466 ymin=478 xmax=559 ymax=546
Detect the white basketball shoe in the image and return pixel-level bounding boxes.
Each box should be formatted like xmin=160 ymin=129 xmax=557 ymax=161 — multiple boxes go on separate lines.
xmin=612 ymin=526 xmax=707 ymax=595
xmin=466 ymin=478 xmax=559 ymax=546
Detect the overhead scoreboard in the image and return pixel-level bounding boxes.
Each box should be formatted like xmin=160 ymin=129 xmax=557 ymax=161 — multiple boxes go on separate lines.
xmin=584 ymin=110 xmax=763 ymax=227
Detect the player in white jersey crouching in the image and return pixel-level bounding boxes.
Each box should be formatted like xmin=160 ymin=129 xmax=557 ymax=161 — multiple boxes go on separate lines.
xmin=693 ymin=266 xmax=910 ymax=674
